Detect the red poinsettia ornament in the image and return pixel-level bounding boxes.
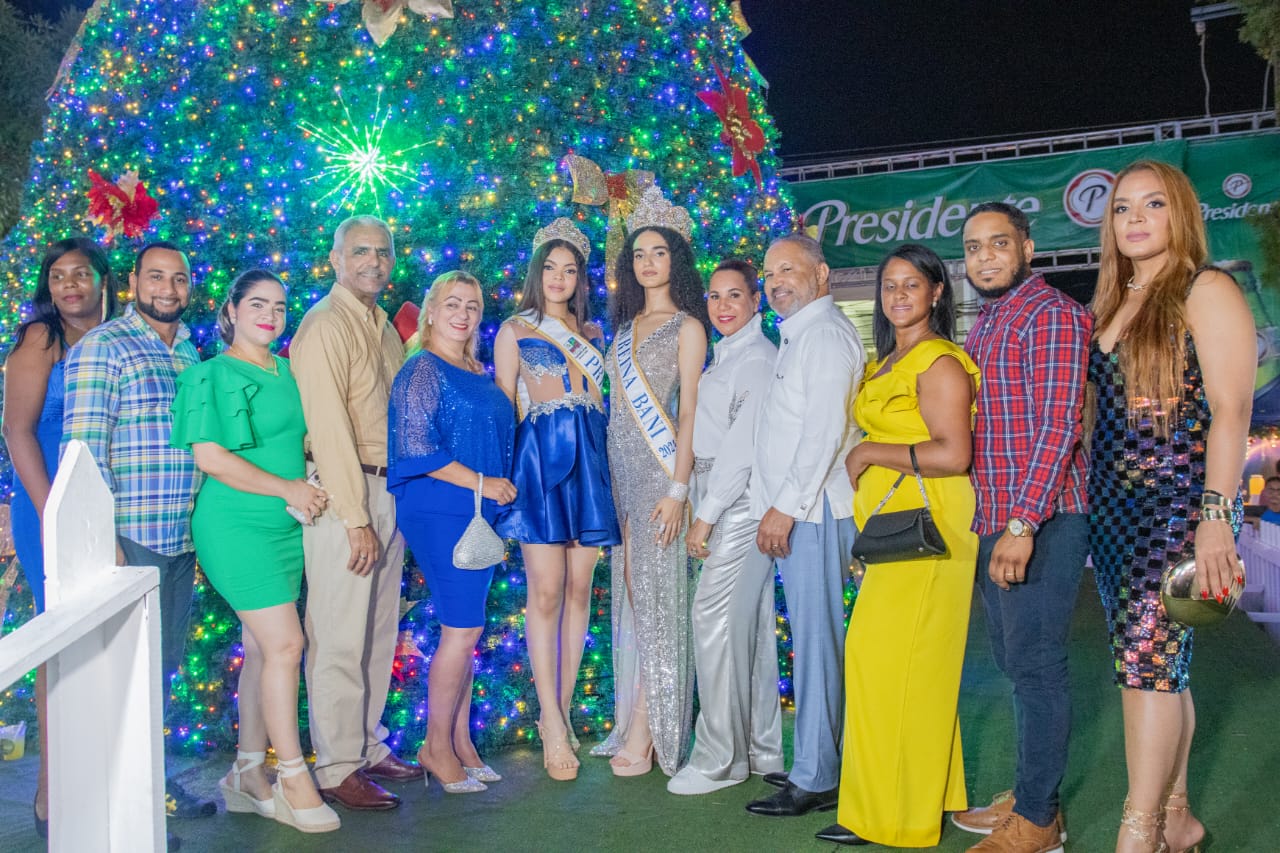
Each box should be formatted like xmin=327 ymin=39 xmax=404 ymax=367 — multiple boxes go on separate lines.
xmin=86 ymin=169 xmax=160 ymax=242
xmin=697 ymin=62 xmax=766 ymax=189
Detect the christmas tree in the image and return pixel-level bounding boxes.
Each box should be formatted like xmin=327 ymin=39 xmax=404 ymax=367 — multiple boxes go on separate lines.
xmin=0 ymin=0 xmax=793 ymax=756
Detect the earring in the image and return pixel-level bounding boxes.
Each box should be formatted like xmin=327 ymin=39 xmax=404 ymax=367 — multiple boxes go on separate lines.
xmin=931 ymin=300 xmax=938 ymax=308
xmin=427 ymin=317 xmax=433 ymax=326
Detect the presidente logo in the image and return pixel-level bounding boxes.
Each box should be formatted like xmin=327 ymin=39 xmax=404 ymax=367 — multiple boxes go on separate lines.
xmin=802 ymin=194 xmax=1040 ymax=249
xmin=1063 ymin=169 xmax=1115 ymax=227
xmin=1223 ymin=173 xmax=1252 ymax=199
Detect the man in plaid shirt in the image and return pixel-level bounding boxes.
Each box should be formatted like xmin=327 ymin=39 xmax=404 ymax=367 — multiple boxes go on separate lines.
xmin=951 ymin=203 xmax=1090 ymax=853
xmin=62 ymin=241 xmax=215 ymax=824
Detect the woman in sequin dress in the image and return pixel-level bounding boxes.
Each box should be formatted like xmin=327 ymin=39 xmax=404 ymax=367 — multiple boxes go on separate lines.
xmin=2 ymin=237 xmax=115 ymax=838
xmin=1089 ymin=160 xmax=1253 ymax=853
xmin=591 ymin=209 xmax=709 ymax=777
xmin=495 ymin=220 xmax=620 ymax=781
xmin=389 ymin=272 xmax=516 ymax=793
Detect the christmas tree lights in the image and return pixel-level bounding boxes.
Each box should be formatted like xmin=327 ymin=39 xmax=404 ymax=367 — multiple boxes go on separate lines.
xmin=0 ymin=0 xmax=799 ymax=756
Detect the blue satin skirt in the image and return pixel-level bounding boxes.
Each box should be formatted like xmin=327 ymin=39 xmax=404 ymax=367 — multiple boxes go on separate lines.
xmin=498 ymin=403 xmax=621 ymax=547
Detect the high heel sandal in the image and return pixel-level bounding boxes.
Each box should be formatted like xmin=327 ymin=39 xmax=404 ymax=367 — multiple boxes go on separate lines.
xmin=219 ymin=751 xmax=275 ymax=818
xmin=537 ymin=722 xmax=579 ymax=781
xmin=1120 ymin=798 xmax=1170 ymax=853
xmin=418 ymin=748 xmax=488 ymax=793
xmin=1162 ymin=790 xmax=1206 ymax=853
xmin=610 ymin=743 xmax=654 ymax=778
xmin=272 ymin=756 xmax=341 ymax=833
xmin=463 ymin=763 xmax=502 ymax=783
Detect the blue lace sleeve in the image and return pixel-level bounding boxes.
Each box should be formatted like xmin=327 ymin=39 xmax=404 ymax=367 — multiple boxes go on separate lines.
xmin=387 ymin=353 xmax=453 ymax=492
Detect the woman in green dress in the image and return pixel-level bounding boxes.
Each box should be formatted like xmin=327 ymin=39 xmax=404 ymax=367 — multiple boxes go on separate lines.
xmin=171 ymin=269 xmax=338 ymax=834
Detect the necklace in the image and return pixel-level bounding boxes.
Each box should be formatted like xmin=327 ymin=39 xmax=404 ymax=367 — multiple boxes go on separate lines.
xmin=1125 ymin=277 xmax=1148 ymax=293
xmin=227 ymin=347 xmax=278 ymax=376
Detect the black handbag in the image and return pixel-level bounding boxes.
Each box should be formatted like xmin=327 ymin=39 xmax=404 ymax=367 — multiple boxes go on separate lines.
xmin=850 ymin=445 xmax=948 ymax=565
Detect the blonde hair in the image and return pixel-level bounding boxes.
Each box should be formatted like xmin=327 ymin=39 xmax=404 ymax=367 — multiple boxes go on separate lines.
xmin=1092 ymin=160 xmax=1207 ymax=436
xmin=407 ymin=270 xmax=484 ymax=373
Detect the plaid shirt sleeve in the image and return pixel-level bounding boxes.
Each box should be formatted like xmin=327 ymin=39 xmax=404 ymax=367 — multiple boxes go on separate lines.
xmin=62 ymin=332 xmax=121 ymax=492
xmin=1012 ymin=302 xmax=1092 ymax=528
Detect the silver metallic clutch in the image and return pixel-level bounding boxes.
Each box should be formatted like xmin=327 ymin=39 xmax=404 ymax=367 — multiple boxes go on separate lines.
xmin=452 ymin=472 xmax=506 ymax=570
xmin=1160 ymin=556 xmax=1243 ymax=627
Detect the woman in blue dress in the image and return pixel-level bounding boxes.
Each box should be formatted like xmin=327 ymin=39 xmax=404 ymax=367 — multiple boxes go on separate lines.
xmin=389 ymin=271 xmax=516 ymax=794
xmin=494 ymin=218 xmax=620 ymax=781
xmin=2 ymin=237 xmax=115 ymax=838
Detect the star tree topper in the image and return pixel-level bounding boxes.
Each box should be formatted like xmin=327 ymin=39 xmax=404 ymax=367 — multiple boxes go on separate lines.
xmin=326 ymin=0 xmax=455 ymax=47
xmin=697 ymin=62 xmax=766 ymax=190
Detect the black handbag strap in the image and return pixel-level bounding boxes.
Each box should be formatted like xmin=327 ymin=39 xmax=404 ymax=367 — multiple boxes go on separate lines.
xmin=865 ymin=444 xmax=933 ymax=518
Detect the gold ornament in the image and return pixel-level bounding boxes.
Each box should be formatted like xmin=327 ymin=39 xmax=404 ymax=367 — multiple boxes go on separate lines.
xmin=564 ymin=153 xmax=655 ymax=287
xmin=326 ymin=0 xmax=455 ymax=48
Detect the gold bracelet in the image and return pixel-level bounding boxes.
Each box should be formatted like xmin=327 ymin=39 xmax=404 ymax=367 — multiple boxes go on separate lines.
xmin=1199 ymin=507 xmax=1232 ymax=523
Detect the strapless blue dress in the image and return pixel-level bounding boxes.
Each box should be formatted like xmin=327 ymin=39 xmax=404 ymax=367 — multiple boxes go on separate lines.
xmin=10 ymin=359 xmax=66 ymax=613
xmin=497 ymin=338 xmax=621 ymax=547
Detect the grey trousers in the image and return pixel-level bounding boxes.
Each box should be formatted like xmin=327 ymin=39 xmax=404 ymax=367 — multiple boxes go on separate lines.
xmin=685 ymin=487 xmax=784 ymax=781
xmin=775 ymin=496 xmax=855 ymax=793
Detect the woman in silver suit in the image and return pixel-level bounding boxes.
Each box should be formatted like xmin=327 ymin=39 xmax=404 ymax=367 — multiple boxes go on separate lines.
xmin=668 ymin=258 xmax=783 ymax=795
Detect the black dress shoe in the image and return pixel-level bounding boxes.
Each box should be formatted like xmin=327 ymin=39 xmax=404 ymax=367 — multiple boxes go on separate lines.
xmin=762 ymin=771 xmax=789 ymax=788
xmin=815 ymin=823 xmax=870 ymax=846
xmin=745 ymin=781 xmax=838 ymax=817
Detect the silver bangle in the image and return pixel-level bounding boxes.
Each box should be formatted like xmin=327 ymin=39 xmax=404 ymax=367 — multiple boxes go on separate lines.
xmin=667 ymin=480 xmax=690 ymax=502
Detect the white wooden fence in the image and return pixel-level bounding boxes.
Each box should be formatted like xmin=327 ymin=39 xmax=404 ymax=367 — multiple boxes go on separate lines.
xmin=0 ymin=440 xmax=164 ymax=851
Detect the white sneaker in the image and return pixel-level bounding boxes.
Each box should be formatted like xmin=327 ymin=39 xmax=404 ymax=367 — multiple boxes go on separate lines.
xmin=666 ymin=767 xmax=744 ymax=796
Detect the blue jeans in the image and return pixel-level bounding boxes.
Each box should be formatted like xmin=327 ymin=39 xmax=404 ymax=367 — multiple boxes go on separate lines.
xmin=975 ymin=512 xmax=1088 ymax=827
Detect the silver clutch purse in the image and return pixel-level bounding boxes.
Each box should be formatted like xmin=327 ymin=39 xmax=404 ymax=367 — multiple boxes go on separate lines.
xmin=1160 ymin=556 xmax=1244 ymax=627
xmin=452 ymin=472 xmax=506 ymax=570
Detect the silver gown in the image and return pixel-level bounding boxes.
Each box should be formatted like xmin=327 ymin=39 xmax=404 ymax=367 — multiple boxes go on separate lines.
xmin=595 ymin=312 xmax=694 ymax=774
xmin=684 ymin=314 xmax=783 ymax=782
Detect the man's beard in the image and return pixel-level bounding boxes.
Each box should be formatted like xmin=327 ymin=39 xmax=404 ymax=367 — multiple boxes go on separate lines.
xmin=968 ymin=261 xmax=1032 ymax=300
xmin=136 ymin=296 xmax=186 ymax=324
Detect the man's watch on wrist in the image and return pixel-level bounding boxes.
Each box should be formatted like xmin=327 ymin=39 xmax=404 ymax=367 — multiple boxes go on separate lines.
xmin=1006 ymin=517 xmax=1034 ymax=538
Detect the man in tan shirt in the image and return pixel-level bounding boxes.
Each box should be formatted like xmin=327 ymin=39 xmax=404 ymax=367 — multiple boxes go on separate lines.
xmin=291 ymin=215 xmax=420 ymax=810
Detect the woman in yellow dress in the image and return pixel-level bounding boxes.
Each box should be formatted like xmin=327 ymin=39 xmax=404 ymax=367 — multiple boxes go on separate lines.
xmin=817 ymin=243 xmax=979 ymax=848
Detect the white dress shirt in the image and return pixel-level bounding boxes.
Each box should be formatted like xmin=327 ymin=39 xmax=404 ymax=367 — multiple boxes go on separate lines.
xmin=692 ymin=314 xmax=778 ymax=525
xmin=750 ymin=295 xmax=864 ymax=523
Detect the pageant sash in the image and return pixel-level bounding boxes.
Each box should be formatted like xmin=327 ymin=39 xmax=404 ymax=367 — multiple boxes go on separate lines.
xmin=513 ymin=310 xmax=606 ymax=395
xmin=614 ymin=322 xmax=678 ymax=478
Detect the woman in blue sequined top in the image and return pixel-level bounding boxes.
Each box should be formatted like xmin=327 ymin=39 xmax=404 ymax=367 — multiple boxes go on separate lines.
xmin=494 ymin=219 xmax=620 ymax=782
xmin=388 ymin=271 xmax=516 ymax=793
xmin=1088 ymin=160 xmax=1253 ymax=853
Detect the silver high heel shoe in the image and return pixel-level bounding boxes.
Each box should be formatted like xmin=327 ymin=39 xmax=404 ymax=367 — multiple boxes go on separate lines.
xmin=272 ymin=756 xmax=341 ymax=834
xmin=219 ymin=751 xmax=275 ymax=818
xmin=463 ymin=764 xmax=502 ymax=783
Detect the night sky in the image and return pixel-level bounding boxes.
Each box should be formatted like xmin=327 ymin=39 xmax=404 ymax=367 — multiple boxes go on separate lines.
xmin=21 ymin=0 xmax=1275 ymax=161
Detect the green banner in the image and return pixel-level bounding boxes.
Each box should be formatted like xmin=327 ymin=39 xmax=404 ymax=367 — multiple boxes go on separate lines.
xmin=788 ymin=132 xmax=1280 ymax=269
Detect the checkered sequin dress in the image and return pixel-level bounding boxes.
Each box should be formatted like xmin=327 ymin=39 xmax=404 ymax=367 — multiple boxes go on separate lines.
xmin=1087 ymin=334 xmax=1226 ymax=693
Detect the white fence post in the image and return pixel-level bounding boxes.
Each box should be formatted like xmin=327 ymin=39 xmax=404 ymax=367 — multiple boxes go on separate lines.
xmin=0 ymin=439 xmax=164 ymax=852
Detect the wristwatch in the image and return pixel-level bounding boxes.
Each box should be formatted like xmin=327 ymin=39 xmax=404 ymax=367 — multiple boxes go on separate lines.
xmin=1006 ymin=518 xmax=1034 ymax=538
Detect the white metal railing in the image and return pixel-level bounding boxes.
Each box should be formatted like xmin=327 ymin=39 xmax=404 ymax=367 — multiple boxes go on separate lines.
xmin=780 ymin=111 xmax=1277 ymax=181
xmin=0 ymin=440 xmax=164 ymax=852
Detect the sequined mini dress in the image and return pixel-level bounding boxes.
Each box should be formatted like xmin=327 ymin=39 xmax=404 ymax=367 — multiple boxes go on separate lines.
xmin=595 ymin=312 xmax=694 ymax=775
xmin=496 ymin=331 xmax=620 ymax=546
xmin=1088 ymin=333 xmax=1238 ymax=693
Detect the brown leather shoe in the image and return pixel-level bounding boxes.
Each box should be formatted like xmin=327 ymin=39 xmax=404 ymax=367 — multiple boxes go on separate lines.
xmin=952 ymin=791 xmax=1066 ymax=842
xmin=365 ymin=753 xmax=425 ymax=782
xmin=319 ymin=770 xmax=400 ymax=811
xmin=966 ymin=813 xmax=1064 ymax=853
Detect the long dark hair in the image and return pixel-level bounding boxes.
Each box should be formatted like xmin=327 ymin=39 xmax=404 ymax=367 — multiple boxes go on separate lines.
xmin=516 ymin=239 xmax=590 ymax=329
xmin=872 ymin=243 xmax=955 ymax=357
xmin=610 ymin=226 xmax=710 ymax=335
xmin=218 ymin=268 xmax=285 ymax=345
xmin=16 ymin=238 xmax=118 ymax=352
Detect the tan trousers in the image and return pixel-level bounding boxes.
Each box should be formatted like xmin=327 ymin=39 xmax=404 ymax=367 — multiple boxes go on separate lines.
xmin=303 ymin=469 xmax=406 ymax=788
